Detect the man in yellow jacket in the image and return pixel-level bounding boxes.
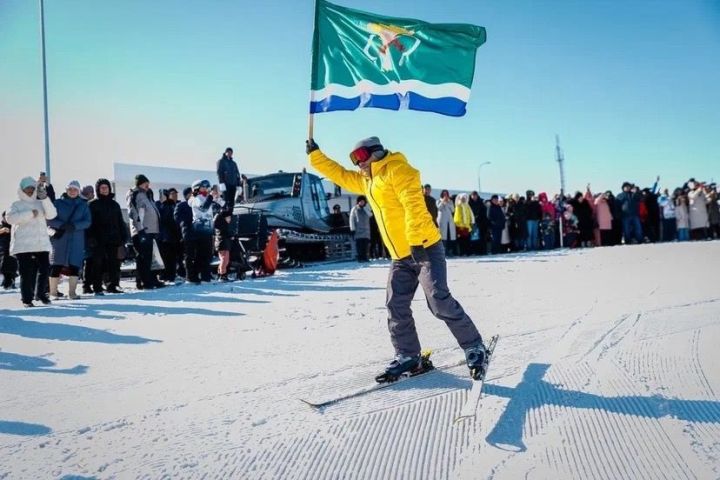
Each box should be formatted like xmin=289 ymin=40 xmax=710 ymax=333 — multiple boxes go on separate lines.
xmin=306 ymin=136 xmax=488 ymax=381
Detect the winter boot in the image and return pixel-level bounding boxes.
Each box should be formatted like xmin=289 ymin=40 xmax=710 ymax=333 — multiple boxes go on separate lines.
xmin=68 ymin=276 xmax=79 ymax=300
xmin=465 ymin=343 xmax=488 ymax=380
xmin=375 ymin=354 xmax=422 ymax=383
xmin=49 ymin=277 xmax=59 ymax=299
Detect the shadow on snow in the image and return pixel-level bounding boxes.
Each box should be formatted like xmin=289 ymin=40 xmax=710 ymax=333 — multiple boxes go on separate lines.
xmin=0 ymin=313 xmax=160 ymax=344
xmin=0 ymin=420 xmax=52 ymax=436
xmin=485 ymin=363 xmax=720 ymax=452
xmin=0 ymin=350 xmax=88 ymax=375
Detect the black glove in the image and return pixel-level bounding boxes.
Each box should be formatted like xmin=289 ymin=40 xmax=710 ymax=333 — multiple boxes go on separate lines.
xmin=410 ymin=245 xmax=429 ymax=264
xmin=306 ymin=138 xmax=319 ymax=154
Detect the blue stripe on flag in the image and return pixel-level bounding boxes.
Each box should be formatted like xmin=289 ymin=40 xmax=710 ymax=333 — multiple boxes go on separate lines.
xmin=310 ymin=92 xmax=467 ymax=117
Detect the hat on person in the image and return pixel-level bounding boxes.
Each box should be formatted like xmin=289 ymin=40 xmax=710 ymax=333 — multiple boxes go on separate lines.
xmin=135 ymin=174 xmax=150 ymax=187
xmin=66 ymin=180 xmax=81 ymax=191
xmin=353 ymin=136 xmax=383 ymax=152
xmin=192 ymin=179 xmax=211 ymax=191
xmin=81 ymin=185 xmax=94 ymax=197
xmin=19 ymin=176 xmax=36 ymax=190
xmin=95 ymin=178 xmax=112 ymax=192
xmin=182 ymin=187 xmax=192 ymax=198
xmin=166 ymin=187 xmax=178 ymax=195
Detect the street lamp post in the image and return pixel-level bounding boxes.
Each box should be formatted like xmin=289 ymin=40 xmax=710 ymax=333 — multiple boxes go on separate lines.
xmin=477 ymin=161 xmax=491 ymax=195
xmin=40 ymin=0 xmax=51 ymax=179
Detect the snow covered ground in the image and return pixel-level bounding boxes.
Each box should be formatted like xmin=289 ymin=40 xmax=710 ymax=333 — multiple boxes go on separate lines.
xmin=1 ymin=241 xmax=719 ymax=479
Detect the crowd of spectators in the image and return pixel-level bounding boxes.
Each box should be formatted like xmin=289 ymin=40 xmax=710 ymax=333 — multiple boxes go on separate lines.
xmin=0 ymin=149 xmax=245 ymax=307
xmin=343 ymin=176 xmax=720 ymax=261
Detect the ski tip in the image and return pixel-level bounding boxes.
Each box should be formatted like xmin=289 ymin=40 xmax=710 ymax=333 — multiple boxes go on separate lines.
xmin=299 ymin=398 xmax=324 ymax=409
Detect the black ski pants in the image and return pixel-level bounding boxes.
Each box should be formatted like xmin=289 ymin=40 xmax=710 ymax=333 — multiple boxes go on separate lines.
xmin=90 ymin=243 xmax=121 ymax=290
xmin=158 ymin=241 xmax=180 ymax=281
xmin=16 ymin=251 xmax=49 ymax=304
xmin=132 ymin=233 xmax=156 ymax=288
xmin=185 ymin=236 xmax=213 ymax=282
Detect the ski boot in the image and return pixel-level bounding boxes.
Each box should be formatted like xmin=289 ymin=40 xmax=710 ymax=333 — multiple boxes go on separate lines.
xmin=465 ymin=343 xmax=488 ymax=380
xmin=375 ymin=350 xmax=434 ymax=384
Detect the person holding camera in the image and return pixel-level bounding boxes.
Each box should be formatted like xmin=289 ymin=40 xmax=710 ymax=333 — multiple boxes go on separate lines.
xmin=6 ymin=176 xmax=58 ymax=306
xmin=185 ymin=179 xmax=215 ymax=283
xmin=687 ymin=179 xmax=709 ymax=240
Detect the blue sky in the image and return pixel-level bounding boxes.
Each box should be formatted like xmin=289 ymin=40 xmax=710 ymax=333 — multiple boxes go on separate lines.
xmin=1 ymin=0 xmax=718 ymax=209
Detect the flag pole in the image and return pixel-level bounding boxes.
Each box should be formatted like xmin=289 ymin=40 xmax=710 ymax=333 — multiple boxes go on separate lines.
xmin=308 ymin=0 xmax=319 ymax=141
xmin=40 ymin=0 xmax=51 ymax=179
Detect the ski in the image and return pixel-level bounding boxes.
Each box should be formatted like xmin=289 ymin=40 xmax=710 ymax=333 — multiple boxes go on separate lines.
xmin=300 ymin=350 xmax=467 ymax=409
xmin=454 ymin=334 xmax=499 ymax=422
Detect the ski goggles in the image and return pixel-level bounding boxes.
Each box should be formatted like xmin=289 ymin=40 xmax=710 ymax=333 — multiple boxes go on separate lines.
xmin=349 ymin=145 xmax=382 ymax=166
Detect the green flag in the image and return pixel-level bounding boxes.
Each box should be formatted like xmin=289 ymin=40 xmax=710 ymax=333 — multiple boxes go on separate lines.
xmin=310 ymin=0 xmax=486 ymax=116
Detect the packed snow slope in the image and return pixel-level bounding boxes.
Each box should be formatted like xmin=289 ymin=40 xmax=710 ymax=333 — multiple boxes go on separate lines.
xmin=1 ymin=242 xmax=719 ymax=479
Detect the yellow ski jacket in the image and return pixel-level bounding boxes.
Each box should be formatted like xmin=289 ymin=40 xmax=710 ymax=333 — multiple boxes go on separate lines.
xmin=309 ymin=149 xmax=441 ymax=260
xmin=454 ymin=202 xmax=475 ymax=230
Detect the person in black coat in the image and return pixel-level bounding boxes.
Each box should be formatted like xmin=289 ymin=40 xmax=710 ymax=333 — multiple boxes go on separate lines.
xmin=0 ymin=211 xmax=18 ymax=289
xmin=157 ymin=188 xmax=182 ymax=282
xmin=606 ymin=191 xmax=622 ymax=246
xmin=642 ymin=187 xmax=660 ymax=243
xmin=174 ymin=187 xmax=194 ymax=282
xmin=570 ymin=190 xmax=594 ymax=247
xmin=468 ymin=191 xmax=487 ymax=255
xmin=216 ymin=147 xmax=246 ymax=212
xmin=615 ymin=182 xmax=644 ymax=244
xmin=508 ymin=196 xmax=527 ymax=251
xmin=87 ymin=179 xmax=127 ymax=294
xmin=423 ymin=184 xmax=439 ymax=227
xmin=213 ymin=210 xmax=233 ymax=281
xmin=525 ymin=190 xmax=543 ymax=251
xmin=488 ymin=195 xmax=506 ymax=254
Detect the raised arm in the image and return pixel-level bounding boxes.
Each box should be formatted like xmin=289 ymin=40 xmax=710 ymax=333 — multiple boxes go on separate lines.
xmin=308 ymin=146 xmax=366 ymax=195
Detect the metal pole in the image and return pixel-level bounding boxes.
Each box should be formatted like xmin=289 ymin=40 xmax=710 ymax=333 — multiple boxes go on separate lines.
xmin=555 ymin=135 xmax=565 ymax=247
xmin=477 ymin=161 xmax=491 ymax=195
xmin=40 ymin=0 xmax=51 ymax=179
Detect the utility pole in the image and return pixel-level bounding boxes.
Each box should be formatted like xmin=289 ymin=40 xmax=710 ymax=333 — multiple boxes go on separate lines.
xmin=477 ymin=161 xmax=491 ymax=195
xmin=555 ymin=135 xmax=565 ymax=197
xmin=556 ymin=135 xmax=566 ymax=247
xmin=40 ymin=0 xmax=51 ymax=179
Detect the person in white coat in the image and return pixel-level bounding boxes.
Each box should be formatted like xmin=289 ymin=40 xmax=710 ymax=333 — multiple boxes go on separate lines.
xmin=6 ymin=176 xmax=57 ymax=307
xmin=675 ymin=195 xmax=690 ymax=241
xmin=436 ymin=189 xmax=456 ymax=256
xmin=687 ymin=182 xmax=709 ymax=240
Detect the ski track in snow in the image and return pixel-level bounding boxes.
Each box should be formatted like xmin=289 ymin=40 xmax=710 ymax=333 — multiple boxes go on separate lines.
xmin=1 ymin=242 xmax=719 ymax=478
